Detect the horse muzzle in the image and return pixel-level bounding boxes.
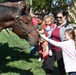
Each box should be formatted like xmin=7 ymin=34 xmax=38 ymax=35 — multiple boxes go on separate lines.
xmin=28 ymin=36 xmax=38 ymax=46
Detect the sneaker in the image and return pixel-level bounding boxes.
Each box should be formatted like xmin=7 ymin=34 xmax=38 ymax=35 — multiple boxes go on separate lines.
xmin=41 ymin=59 xmax=44 ymax=62
xmin=38 ymin=57 xmax=41 ymax=61
xmin=48 ymin=50 xmax=52 ymax=56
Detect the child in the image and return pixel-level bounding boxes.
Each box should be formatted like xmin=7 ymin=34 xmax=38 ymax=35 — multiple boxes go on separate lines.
xmin=35 ymin=15 xmax=45 ymax=61
xmin=43 ymin=15 xmax=54 ymax=37
xmin=39 ymin=15 xmax=55 ymax=60
xmin=40 ymin=29 xmax=76 ymax=75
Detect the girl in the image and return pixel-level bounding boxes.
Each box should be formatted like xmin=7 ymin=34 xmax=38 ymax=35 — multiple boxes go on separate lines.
xmin=40 ymin=29 xmax=76 ymax=75
xmin=36 ymin=15 xmax=45 ymax=61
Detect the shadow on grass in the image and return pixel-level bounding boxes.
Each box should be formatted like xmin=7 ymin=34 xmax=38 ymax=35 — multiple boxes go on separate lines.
xmin=0 ymin=43 xmax=38 ymax=75
xmin=0 ymin=66 xmax=33 ymax=75
xmin=42 ymin=64 xmax=60 ymax=75
xmin=53 ymin=66 xmax=60 ymax=75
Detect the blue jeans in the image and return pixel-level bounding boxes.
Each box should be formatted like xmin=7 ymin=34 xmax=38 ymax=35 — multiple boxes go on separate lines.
xmin=30 ymin=45 xmax=38 ymax=55
xmin=69 ymin=72 xmax=76 ymax=75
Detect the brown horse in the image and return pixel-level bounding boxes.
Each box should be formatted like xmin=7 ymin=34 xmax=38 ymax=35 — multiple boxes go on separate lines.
xmin=0 ymin=3 xmax=39 ymax=46
xmin=0 ymin=1 xmax=26 ymax=7
xmin=0 ymin=1 xmax=27 ymax=22
xmin=0 ymin=1 xmax=26 ymax=13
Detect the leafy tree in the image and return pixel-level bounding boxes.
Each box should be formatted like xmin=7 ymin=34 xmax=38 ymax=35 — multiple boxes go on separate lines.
xmin=0 ymin=0 xmax=5 ymax=2
xmin=32 ymin=0 xmax=52 ymax=13
xmin=32 ymin=0 xmax=75 ymax=15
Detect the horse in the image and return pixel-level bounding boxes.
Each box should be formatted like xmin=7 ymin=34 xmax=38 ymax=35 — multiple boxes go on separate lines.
xmin=0 ymin=1 xmax=28 ymax=21
xmin=0 ymin=1 xmax=26 ymax=7
xmin=0 ymin=3 xmax=39 ymax=46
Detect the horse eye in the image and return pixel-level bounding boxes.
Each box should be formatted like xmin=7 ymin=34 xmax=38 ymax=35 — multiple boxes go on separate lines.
xmin=25 ymin=22 xmax=28 ymax=24
xmin=20 ymin=19 xmax=29 ymax=25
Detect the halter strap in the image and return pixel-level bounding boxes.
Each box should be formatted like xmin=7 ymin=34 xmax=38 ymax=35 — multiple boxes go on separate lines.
xmin=13 ymin=16 xmax=37 ymax=36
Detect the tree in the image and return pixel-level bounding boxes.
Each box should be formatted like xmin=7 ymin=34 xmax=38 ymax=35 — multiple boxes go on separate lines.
xmin=32 ymin=0 xmax=52 ymax=13
xmin=32 ymin=0 xmax=75 ymax=14
xmin=0 ymin=0 xmax=5 ymax=2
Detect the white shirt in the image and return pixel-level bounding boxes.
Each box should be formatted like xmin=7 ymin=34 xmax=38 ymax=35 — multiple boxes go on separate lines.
xmin=40 ymin=34 xmax=76 ymax=72
xmin=45 ymin=25 xmax=52 ymax=37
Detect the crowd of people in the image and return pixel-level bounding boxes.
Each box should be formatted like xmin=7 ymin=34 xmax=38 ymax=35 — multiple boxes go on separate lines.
xmin=30 ymin=10 xmax=76 ymax=75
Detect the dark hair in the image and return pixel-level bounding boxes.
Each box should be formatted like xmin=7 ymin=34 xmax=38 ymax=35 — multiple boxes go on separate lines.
xmin=35 ymin=12 xmax=40 ymax=15
xmin=57 ymin=10 xmax=68 ymax=17
xmin=57 ymin=10 xmax=70 ymax=27
xmin=38 ymin=16 xmax=44 ymax=20
xmin=37 ymin=13 xmax=45 ymax=20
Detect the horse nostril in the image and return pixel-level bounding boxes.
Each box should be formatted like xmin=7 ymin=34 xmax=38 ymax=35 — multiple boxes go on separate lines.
xmin=28 ymin=38 xmax=32 ymax=43
xmin=28 ymin=35 xmax=39 ymax=46
xmin=28 ymin=37 xmax=34 ymax=45
xmin=28 ymin=38 xmax=31 ymax=41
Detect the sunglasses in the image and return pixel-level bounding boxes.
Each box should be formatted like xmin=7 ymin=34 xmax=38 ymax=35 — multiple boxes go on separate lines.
xmin=56 ymin=16 xmax=63 ymax=19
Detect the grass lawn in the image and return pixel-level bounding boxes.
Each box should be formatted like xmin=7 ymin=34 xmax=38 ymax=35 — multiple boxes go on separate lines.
xmin=0 ymin=29 xmax=67 ymax=75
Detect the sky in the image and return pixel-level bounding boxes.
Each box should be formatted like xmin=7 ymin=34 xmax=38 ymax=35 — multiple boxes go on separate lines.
xmin=53 ymin=0 xmax=72 ymax=5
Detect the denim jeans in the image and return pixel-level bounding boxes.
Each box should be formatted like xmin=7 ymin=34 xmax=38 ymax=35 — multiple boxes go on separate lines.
xmin=30 ymin=45 xmax=38 ymax=55
xmin=69 ymin=72 xmax=76 ymax=75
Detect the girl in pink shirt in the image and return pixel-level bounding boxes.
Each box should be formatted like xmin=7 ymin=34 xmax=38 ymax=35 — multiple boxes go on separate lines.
xmin=40 ymin=29 xmax=76 ymax=75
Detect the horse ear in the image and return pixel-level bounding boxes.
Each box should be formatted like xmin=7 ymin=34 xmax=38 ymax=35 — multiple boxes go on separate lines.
xmin=25 ymin=5 xmax=31 ymax=13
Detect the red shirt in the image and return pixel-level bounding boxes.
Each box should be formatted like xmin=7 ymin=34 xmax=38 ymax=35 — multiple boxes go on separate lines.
xmin=51 ymin=27 xmax=61 ymax=51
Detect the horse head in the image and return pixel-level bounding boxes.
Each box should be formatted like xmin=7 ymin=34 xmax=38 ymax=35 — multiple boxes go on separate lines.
xmin=0 ymin=1 xmax=39 ymax=46
xmin=12 ymin=14 xmax=39 ymax=46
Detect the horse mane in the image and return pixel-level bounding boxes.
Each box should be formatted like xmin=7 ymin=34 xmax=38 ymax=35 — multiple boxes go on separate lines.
xmin=0 ymin=5 xmax=20 ymax=18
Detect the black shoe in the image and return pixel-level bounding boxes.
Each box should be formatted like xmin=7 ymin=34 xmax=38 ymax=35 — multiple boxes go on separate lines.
xmin=46 ymin=69 xmax=52 ymax=75
xmin=42 ymin=64 xmax=47 ymax=70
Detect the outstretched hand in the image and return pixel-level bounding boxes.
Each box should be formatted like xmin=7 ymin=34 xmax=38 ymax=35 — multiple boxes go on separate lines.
xmin=40 ymin=34 xmax=47 ymax=39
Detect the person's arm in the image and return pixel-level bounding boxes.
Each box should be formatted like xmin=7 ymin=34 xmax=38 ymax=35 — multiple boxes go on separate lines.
xmin=40 ymin=34 xmax=63 ymax=48
xmin=38 ymin=29 xmax=44 ymax=34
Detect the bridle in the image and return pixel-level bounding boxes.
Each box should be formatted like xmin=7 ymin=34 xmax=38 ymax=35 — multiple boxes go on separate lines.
xmin=13 ymin=15 xmax=37 ymax=36
xmin=12 ymin=1 xmax=37 ymax=36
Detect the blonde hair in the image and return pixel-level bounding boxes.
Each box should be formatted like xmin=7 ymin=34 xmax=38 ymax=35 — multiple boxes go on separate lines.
xmin=44 ymin=15 xmax=55 ymax=23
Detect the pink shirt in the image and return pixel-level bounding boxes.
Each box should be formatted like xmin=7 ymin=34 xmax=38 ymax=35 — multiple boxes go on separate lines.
xmin=32 ymin=17 xmax=38 ymax=26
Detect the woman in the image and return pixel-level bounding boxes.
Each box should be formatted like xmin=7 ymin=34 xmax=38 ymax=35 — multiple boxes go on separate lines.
xmin=43 ymin=10 xmax=73 ymax=75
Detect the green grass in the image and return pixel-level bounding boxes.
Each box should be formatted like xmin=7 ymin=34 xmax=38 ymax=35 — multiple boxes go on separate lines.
xmin=0 ymin=29 xmax=67 ymax=75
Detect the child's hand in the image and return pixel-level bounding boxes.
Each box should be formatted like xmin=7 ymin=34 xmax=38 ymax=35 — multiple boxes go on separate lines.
xmin=40 ymin=34 xmax=46 ymax=38
xmin=36 ymin=29 xmax=38 ymax=31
